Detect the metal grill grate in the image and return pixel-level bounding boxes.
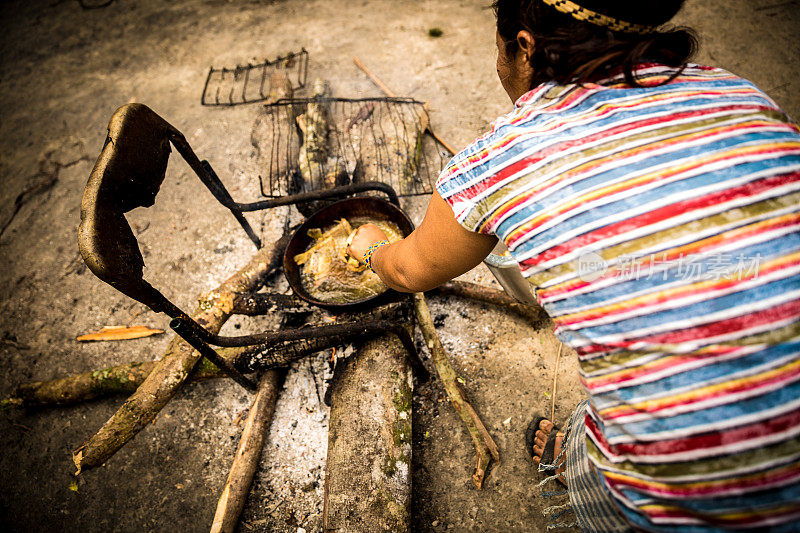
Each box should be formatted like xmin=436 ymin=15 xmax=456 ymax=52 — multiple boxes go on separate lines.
xmin=257 ymin=96 xmax=449 ymax=198
xmin=201 ymin=49 xmax=309 ymax=106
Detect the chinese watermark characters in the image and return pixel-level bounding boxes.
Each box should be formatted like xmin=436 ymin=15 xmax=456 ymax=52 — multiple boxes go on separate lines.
xmin=576 ymin=252 xmax=762 ymax=282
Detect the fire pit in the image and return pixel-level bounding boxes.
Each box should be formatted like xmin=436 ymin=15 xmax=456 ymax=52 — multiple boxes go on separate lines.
xmin=61 ymin=74 xmax=519 ymax=532
xmin=78 ymin=101 xmax=427 ymax=388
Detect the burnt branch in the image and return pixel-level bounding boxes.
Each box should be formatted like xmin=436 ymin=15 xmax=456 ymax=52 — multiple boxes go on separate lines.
xmin=432 ymin=280 xmax=548 ymax=326
xmin=232 ymin=292 xmax=310 ymax=316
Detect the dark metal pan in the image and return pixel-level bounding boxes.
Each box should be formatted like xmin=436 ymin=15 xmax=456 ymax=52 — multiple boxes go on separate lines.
xmin=283 ymin=197 xmax=415 ymax=311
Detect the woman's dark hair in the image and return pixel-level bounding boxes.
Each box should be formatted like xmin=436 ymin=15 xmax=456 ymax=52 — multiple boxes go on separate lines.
xmin=493 ymin=0 xmax=698 ymax=88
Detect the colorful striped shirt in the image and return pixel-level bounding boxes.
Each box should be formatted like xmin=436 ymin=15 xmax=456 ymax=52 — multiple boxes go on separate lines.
xmin=436 ymin=64 xmax=800 ymax=531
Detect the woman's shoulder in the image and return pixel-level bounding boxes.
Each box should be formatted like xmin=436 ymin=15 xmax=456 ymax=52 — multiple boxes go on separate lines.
xmin=437 ymin=62 xmax=795 ymax=191
xmin=603 ymin=63 xmax=741 ymax=86
xmin=434 ymin=109 xmax=520 ymax=191
xmin=512 ymin=63 xmax=769 ymax=102
xmin=511 ymin=63 xmax=789 ymax=123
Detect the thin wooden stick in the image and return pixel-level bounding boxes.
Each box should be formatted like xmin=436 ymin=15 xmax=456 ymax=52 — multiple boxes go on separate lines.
xmin=422 ymin=111 xmax=459 ymax=155
xmin=352 ymin=57 xmax=460 ymax=155
xmin=413 ymin=292 xmax=499 ymax=489
xmin=353 ymin=57 xmax=397 ymax=97
xmin=550 ymin=343 xmax=563 ymax=423
xmin=210 ymin=369 xmax=284 ymax=533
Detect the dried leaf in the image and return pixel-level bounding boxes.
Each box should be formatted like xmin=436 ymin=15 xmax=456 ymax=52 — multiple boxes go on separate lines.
xmin=76 ymin=325 xmax=164 ymax=342
xmin=68 ymin=480 xmax=79 ymax=493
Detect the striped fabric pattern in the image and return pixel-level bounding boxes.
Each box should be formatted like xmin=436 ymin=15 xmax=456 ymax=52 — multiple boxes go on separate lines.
xmin=436 ymin=64 xmax=800 ymax=531
xmin=565 ymin=400 xmax=632 ymax=533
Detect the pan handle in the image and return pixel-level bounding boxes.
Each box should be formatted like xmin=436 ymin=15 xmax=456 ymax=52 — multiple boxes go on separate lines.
xmin=235 ymin=180 xmax=400 ymax=210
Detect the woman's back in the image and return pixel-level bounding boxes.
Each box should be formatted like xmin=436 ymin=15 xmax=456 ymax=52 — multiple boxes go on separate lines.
xmin=436 ymin=63 xmax=800 ymax=529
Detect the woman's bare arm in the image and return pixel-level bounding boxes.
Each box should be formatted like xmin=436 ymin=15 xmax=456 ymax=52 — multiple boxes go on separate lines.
xmin=351 ymin=192 xmax=498 ymax=293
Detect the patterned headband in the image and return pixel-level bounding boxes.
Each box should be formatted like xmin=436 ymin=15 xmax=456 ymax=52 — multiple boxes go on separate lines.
xmin=542 ymin=0 xmax=659 ymax=34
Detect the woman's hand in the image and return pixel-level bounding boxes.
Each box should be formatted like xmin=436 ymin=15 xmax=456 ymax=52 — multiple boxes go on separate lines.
xmin=347 ymin=223 xmax=388 ymax=263
xmin=357 ymin=192 xmax=497 ymax=292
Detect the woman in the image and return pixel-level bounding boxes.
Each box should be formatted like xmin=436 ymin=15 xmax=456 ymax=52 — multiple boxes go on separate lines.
xmin=349 ymin=0 xmax=800 ymax=530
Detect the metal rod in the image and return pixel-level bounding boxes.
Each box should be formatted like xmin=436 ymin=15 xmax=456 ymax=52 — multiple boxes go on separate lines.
xmin=168 ymin=134 xmax=262 ymax=248
xmin=148 ymin=278 xmax=424 ymax=380
xmin=230 ymin=211 xmax=261 ymax=248
xmin=242 ymin=63 xmax=251 ymax=103
xmin=172 ymin=129 xmax=402 ymax=247
xmin=201 ymin=67 xmax=214 ymax=106
xmin=198 ymin=161 xmax=262 ymax=247
xmin=170 ymin=318 xmax=258 ymax=391
xmin=170 ymin=311 xmax=414 ymax=357
xmin=200 ymin=156 xmax=399 ymax=211
xmin=239 ymin=181 xmax=400 ymax=210
xmin=265 ymin=96 xmax=425 ymax=107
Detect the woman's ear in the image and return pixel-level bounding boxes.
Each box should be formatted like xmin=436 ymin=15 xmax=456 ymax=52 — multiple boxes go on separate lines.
xmin=516 ymin=30 xmax=535 ymax=62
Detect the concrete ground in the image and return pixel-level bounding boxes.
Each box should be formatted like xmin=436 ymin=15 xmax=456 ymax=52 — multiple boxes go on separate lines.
xmin=0 ymin=0 xmax=798 ymax=531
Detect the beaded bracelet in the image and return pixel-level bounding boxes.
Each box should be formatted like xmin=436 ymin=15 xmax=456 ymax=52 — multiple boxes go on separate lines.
xmin=363 ymin=240 xmax=389 ymax=272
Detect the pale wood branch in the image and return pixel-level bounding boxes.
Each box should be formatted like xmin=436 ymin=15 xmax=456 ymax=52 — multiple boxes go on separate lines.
xmin=413 ymin=292 xmax=499 ymax=489
xmin=210 ymin=370 xmax=284 ymax=533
